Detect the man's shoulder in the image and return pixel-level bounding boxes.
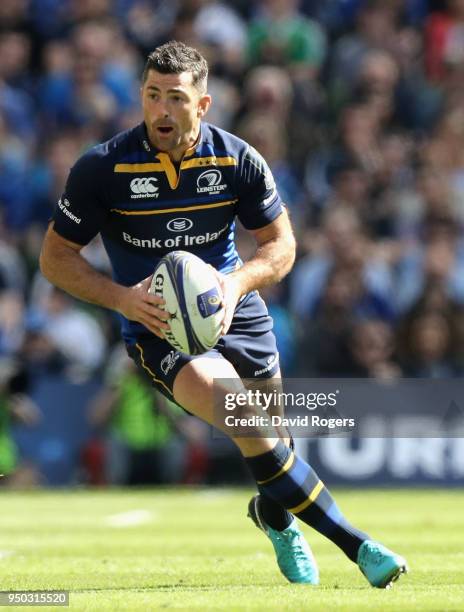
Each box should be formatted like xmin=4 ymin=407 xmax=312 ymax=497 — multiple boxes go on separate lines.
xmin=204 ymin=123 xmax=272 ymax=169
xmin=202 ymin=122 xmax=249 ymax=159
xmin=71 ymin=124 xmax=145 ymax=175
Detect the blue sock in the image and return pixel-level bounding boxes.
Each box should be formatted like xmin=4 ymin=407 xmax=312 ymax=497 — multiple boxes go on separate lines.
xmin=245 ymin=440 xmax=369 ymax=562
xmin=258 ymin=492 xmax=293 ymax=531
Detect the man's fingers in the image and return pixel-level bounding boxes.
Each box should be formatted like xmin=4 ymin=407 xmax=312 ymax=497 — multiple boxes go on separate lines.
xmin=137 ymin=304 xmax=171 ymax=330
xmin=135 ymin=278 xmax=166 ymax=306
xmin=144 ymin=323 xmax=164 ymax=339
xmin=145 ymin=293 xmax=166 ymax=307
xmin=152 ymin=307 xmax=171 ymax=322
xmin=145 ymin=314 xmax=170 ymax=330
xmin=139 ymin=313 xmax=168 ymax=335
xmin=139 ymin=300 xmax=170 ymax=322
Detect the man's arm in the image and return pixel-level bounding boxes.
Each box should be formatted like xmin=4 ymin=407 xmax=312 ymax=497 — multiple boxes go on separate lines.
xmin=39 ymin=224 xmax=170 ymax=338
xmin=218 ymin=208 xmax=296 ymax=333
xmin=231 ymin=208 xmax=296 ymax=294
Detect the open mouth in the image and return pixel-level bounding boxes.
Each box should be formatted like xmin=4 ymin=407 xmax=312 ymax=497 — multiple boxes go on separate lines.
xmin=157 ymin=126 xmax=174 ymax=135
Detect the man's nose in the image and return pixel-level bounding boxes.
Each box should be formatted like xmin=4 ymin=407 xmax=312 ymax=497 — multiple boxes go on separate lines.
xmin=155 ymin=99 xmax=169 ymax=118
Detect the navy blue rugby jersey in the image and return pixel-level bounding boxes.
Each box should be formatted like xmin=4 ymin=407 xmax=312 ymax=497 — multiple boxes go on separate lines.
xmin=52 ymin=121 xmax=284 ymax=342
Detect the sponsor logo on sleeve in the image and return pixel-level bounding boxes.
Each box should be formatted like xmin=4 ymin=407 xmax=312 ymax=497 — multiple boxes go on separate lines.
xmin=254 ymin=353 xmax=279 ymax=376
xmin=57 ymin=198 xmax=81 ymax=224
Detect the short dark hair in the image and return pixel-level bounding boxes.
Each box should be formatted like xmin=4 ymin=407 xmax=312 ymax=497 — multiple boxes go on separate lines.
xmin=142 ymin=40 xmax=208 ymax=92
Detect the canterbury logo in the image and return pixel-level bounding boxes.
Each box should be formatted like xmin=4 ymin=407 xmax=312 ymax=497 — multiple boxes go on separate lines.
xmin=197 ymin=169 xmax=227 ymax=194
xmin=130 ymin=177 xmax=159 ymax=199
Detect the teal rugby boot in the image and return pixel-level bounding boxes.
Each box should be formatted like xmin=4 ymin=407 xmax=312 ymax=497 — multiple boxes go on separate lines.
xmin=248 ymin=495 xmax=319 ymax=584
xmin=357 ymin=539 xmax=408 ymax=588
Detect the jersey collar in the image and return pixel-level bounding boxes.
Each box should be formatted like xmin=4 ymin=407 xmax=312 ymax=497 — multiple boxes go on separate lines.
xmin=136 ymin=122 xmax=206 ymax=190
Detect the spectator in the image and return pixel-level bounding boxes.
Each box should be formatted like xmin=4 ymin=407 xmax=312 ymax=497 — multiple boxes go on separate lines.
xmin=259 ymin=284 xmax=298 ymax=375
xmin=0 ymin=31 xmax=33 ymax=93
xmin=0 ymin=357 xmax=42 ymax=486
xmin=238 ymin=64 xmax=319 ymax=172
xmin=27 ymin=132 xmax=84 ymax=231
xmin=425 ymin=0 xmax=464 ymax=82
xmin=193 ymin=0 xmax=248 ymax=76
xmin=123 ymin=1 xmax=179 ymax=56
xmin=247 ymin=0 xmax=327 ymax=82
xmin=344 ymin=318 xmax=401 ymax=379
xmin=398 ymin=310 xmax=462 ymax=377
xmin=0 ymin=111 xmax=35 ymax=232
xmin=328 ymin=0 xmax=401 ymax=109
xmin=305 ymin=103 xmax=380 ymax=214
xmin=290 ymin=207 xmax=394 ymax=320
xmin=296 ymin=266 xmax=361 ymax=377
xmin=88 ymin=344 xmax=198 ymax=485
xmin=0 ymin=291 xmax=26 ymax=357
xmin=38 ymin=20 xmax=138 ymax=135
xmin=350 ymin=50 xmax=400 ymax=127
xmin=28 ymin=281 xmax=107 ymax=379
xmin=395 ymin=213 xmax=464 ymax=313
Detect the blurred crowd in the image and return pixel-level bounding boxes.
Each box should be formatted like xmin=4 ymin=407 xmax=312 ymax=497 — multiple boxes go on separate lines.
xmin=1 ymin=0 xmax=464 ymax=485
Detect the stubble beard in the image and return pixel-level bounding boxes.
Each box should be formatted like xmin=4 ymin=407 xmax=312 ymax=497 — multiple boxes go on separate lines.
xmin=151 ymin=129 xmax=179 ymax=153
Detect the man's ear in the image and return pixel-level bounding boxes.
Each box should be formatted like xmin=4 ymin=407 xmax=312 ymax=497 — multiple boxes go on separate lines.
xmin=197 ymin=94 xmax=212 ymax=118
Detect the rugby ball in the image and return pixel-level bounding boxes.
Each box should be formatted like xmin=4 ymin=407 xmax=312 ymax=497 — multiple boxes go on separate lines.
xmin=149 ymin=251 xmax=224 ymax=355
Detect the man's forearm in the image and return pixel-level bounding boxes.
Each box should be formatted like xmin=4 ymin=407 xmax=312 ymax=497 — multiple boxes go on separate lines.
xmin=230 ymin=234 xmax=296 ymax=296
xmin=40 ymin=239 xmax=126 ymax=314
xmin=40 ymin=226 xmax=179 ymax=338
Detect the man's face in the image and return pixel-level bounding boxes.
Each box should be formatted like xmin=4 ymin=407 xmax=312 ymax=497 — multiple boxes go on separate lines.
xmin=141 ymin=69 xmax=211 ymax=158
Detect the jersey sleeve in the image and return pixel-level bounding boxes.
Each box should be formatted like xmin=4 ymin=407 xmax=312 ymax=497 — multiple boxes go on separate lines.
xmin=52 ymin=149 xmax=109 ymax=245
xmin=235 ymin=145 xmax=284 ymax=230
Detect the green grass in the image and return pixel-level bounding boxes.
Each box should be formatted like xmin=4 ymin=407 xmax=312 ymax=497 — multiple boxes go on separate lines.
xmin=0 ymin=488 xmax=463 ymax=610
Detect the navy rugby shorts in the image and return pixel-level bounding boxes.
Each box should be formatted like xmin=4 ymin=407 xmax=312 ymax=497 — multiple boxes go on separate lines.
xmin=126 ymin=290 xmax=280 ymax=402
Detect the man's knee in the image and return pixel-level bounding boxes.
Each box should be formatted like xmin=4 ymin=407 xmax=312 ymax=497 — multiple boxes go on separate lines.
xmin=173 ymin=355 xmax=244 ymax=423
xmin=172 ymin=357 xmax=284 ymax=455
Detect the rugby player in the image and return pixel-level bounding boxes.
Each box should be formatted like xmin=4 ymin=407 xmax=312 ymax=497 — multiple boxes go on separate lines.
xmin=40 ymin=41 xmax=407 ymax=588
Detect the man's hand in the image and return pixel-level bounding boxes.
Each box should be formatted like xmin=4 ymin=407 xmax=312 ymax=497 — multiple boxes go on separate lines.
xmin=209 ymin=267 xmax=242 ymax=335
xmin=116 ymin=275 xmax=171 ymax=339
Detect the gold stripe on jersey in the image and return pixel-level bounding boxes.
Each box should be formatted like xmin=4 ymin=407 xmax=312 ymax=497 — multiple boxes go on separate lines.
xmin=114 ymin=163 xmax=164 ymax=173
xmin=110 ymin=199 xmax=237 ymax=216
xmin=114 ymin=156 xmax=237 ymax=176
xmin=181 ymin=156 xmax=237 ymax=170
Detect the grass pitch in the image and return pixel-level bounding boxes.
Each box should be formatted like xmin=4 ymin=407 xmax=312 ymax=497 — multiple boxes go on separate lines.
xmin=0 ymin=488 xmax=463 ymax=611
